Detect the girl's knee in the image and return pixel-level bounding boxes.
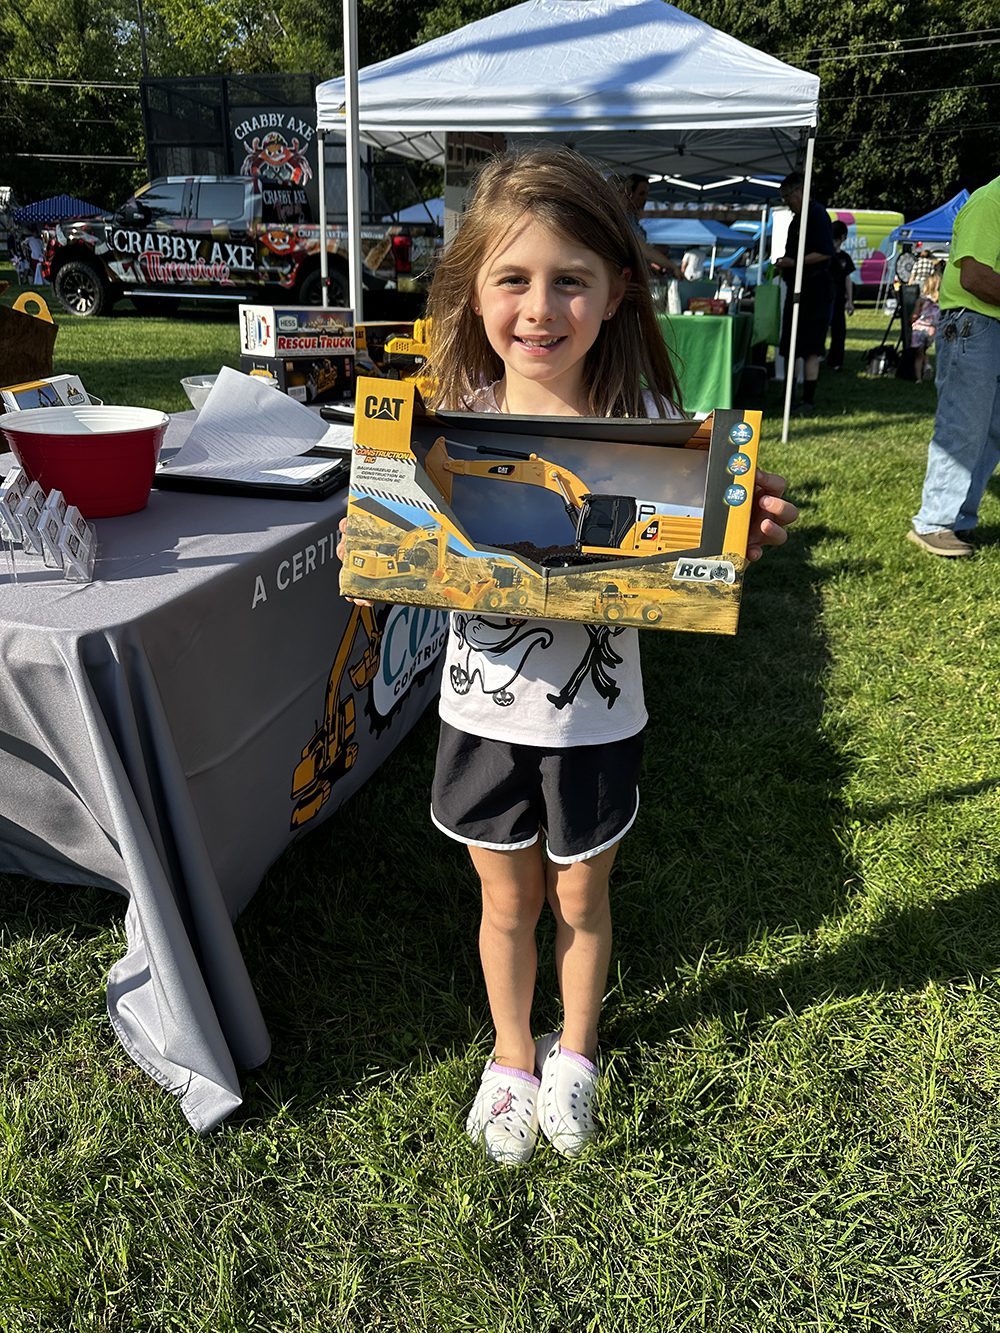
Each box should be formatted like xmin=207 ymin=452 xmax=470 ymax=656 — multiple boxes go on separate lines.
xmin=547 ymin=873 xmax=611 ymax=932
xmin=480 ymin=877 xmax=545 ymax=935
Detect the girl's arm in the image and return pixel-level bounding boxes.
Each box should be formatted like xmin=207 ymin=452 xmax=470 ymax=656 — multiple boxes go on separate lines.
xmin=747 ymin=470 xmax=797 ymax=562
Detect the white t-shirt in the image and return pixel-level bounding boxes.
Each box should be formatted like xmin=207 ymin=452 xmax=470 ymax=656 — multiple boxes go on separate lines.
xmin=437 ymin=385 xmax=682 ymax=748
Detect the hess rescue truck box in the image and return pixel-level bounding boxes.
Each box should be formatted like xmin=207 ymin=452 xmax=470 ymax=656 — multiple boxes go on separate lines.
xmin=340 ymin=377 xmax=762 ymax=635
xmin=239 ymin=305 xmax=355 ymax=358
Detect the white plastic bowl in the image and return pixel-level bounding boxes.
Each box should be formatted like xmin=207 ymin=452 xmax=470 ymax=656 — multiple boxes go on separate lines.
xmin=180 ymin=373 xmax=219 ymax=411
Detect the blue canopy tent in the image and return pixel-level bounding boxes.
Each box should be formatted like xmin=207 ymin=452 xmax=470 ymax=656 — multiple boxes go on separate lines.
xmin=642 ymin=216 xmax=749 ymax=278
xmin=13 ymin=194 xmax=105 ymax=226
xmin=888 ymin=190 xmax=969 ymax=245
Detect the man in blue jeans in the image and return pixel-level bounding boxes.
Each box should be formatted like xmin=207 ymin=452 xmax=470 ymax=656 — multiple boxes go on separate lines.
xmin=910 ymin=177 xmax=1000 ymax=557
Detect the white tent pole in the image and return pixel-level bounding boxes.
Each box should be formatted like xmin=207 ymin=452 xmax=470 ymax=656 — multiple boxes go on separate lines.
xmin=781 ymin=130 xmax=816 ymax=445
xmin=317 ymin=129 xmax=329 ymax=307
xmin=343 ymin=0 xmax=364 ymax=320
xmin=709 ymin=242 xmax=717 ymax=278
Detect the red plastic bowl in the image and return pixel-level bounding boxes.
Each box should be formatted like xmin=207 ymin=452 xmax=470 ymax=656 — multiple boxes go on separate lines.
xmin=0 ymin=405 xmax=169 ymax=518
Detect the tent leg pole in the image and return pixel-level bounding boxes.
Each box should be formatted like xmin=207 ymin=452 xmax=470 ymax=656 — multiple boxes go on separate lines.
xmin=781 ymin=130 xmax=816 ymax=445
xmin=317 ymin=129 xmax=329 ymax=308
xmin=343 ymin=0 xmax=364 ymax=322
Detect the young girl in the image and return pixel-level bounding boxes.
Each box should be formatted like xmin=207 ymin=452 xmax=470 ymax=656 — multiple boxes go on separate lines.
xmin=342 ymin=147 xmax=795 ymax=1165
xmin=910 ymin=268 xmax=941 ymax=383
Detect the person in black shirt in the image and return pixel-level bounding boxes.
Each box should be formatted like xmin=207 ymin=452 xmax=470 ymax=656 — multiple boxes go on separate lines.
xmin=827 ymin=219 xmax=856 ymax=370
xmin=776 ymin=171 xmax=836 ymax=414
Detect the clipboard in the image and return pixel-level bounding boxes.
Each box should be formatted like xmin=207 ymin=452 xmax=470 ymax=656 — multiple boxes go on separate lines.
xmin=153 ymin=449 xmax=350 ymax=501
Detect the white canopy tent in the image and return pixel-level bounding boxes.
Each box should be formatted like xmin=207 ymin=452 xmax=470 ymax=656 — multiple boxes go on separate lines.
xmin=318 ymin=0 xmax=820 ymax=439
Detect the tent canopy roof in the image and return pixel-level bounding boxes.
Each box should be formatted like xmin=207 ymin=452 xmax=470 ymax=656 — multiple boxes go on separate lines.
xmin=316 ymin=0 xmax=819 ymax=177
xmin=888 ymin=190 xmax=970 ymax=245
xmin=13 ymin=194 xmax=105 ymax=225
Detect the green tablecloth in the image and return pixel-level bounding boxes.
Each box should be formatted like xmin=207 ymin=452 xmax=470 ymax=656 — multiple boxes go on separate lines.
xmin=656 ymin=311 xmax=755 ymax=415
xmin=752 ymin=283 xmax=781 ymax=347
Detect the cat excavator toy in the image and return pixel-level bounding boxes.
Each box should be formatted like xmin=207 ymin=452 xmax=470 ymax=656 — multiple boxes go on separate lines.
xmin=423 ymin=435 xmax=702 ymax=558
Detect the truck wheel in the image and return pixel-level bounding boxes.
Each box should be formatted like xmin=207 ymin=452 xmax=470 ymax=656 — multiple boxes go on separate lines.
xmin=54 ymin=260 xmax=112 ymax=317
xmin=641 ymin=604 xmax=663 ymax=624
xmin=297 ymin=266 xmax=349 ymax=307
xmin=603 ymin=602 xmax=625 ymax=622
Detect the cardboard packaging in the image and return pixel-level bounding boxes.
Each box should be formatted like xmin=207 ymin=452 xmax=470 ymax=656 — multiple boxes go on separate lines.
xmin=239 ymin=305 xmax=355 ymax=358
xmin=1 ymin=374 xmax=91 ymax=413
xmin=687 ymin=297 xmax=729 ymax=315
xmin=340 ymin=377 xmax=762 ymax=635
xmin=239 ymin=354 xmax=355 ymax=405
xmin=355 ymin=321 xmax=415 ymax=372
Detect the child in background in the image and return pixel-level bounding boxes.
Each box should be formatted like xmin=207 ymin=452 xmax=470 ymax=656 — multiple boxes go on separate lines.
xmin=827 ymin=220 xmax=856 ymax=371
xmin=340 ymin=148 xmax=796 ymax=1165
xmin=910 ymin=267 xmax=941 ymax=383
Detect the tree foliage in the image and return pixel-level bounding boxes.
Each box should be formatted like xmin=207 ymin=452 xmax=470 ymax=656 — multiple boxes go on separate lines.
xmin=2 ymin=0 xmax=997 ymax=217
xmin=673 ymin=0 xmax=1000 ymax=215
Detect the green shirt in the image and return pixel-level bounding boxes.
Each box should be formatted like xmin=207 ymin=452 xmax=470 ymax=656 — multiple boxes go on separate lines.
xmin=940 ymin=176 xmax=1000 ymax=316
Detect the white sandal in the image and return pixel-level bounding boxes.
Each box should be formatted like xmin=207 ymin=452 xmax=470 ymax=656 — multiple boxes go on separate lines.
xmin=535 ymin=1032 xmax=600 ymax=1157
xmin=465 ymin=1059 xmax=541 ymax=1165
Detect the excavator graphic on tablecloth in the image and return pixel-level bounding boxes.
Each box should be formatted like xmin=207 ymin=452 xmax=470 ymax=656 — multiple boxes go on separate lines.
xmin=289 ymin=603 xmax=383 ymax=828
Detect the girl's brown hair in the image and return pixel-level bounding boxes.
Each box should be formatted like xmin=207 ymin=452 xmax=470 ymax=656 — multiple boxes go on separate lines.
xmin=422 ymin=147 xmax=683 ymax=417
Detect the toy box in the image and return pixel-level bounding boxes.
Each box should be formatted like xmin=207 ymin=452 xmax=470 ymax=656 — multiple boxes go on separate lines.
xmin=239 ymin=354 xmax=355 ymax=405
xmin=355 ymin=321 xmax=415 ymax=372
xmin=687 ymin=297 xmax=729 ymax=315
xmin=340 ymin=377 xmax=762 ymax=635
xmin=239 ymin=305 xmax=355 ymax=358
xmin=1 ymin=374 xmax=91 ymax=413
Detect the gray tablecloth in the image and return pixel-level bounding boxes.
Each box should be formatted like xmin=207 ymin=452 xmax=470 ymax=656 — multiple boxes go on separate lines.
xmin=0 ymin=439 xmax=445 ymax=1130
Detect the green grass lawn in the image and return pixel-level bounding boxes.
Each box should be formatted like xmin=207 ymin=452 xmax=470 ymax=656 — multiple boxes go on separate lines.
xmin=3 ymin=275 xmax=1000 ymax=1331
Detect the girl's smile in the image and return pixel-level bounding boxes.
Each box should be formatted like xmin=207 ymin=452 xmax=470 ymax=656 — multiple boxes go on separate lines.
xmin=474 ymin=217 xmax=627 ymax=413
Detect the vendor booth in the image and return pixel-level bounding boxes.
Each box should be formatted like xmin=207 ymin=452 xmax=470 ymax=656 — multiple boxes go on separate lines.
xmin=888 ymin=190 xmax=970 ymax=247
xmin=316 ymin=0 xmax=820 ymax=440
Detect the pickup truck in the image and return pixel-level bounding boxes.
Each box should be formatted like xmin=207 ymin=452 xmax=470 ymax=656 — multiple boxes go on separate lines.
xmin=42 ymin=175 xmax=439 ymax=317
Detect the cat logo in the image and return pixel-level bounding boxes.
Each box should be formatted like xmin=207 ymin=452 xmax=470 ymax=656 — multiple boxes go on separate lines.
xmin=640 ymin=520 xmax=660 ymax=541
xmin=488 ymin=464 xmax=516 ymax=476
xmin=364 ymin=394 xmax=405 ymax=421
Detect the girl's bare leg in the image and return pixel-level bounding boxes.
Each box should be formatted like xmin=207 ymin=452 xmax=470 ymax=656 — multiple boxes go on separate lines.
xmin=545 ymin=842 xmax=620 ymax=1061
xmin=469 ymin=842 xmax=547 ymax=1075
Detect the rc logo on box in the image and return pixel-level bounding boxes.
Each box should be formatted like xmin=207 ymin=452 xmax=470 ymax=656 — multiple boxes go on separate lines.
xmin=672 ymin=559 xmax=736 ymax=585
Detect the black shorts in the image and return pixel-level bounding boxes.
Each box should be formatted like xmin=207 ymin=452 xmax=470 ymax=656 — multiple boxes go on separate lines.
xmin=430 ymin=722 xmax=644 ymax=864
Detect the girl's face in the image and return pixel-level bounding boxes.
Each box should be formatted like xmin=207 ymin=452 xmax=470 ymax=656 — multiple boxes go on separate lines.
xmin=474 ymin=216 xmax=627 ymax=411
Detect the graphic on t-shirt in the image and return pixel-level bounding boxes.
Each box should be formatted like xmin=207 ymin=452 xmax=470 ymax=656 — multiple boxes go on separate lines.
xmin=546 ymin=625 xmax=627 ymax=711
xmin=449 ymin=615 xmax=629 ymax=713
xmin=449 ymin=615 xmax=554 ymax=707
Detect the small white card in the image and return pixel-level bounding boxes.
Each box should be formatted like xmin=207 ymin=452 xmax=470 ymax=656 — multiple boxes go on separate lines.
xmin=59 ymin=507 xmax=97 ymax=581
xmin=15 ymin=482 xmax=47 ymax=556
xmin=0 ymin=467 xmax=28 ymax=542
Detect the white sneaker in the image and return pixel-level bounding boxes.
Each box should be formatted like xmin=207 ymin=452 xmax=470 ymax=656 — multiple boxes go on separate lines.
xmin=535 ymin=1032 xmax=600 ymax=1157
xmin=465 ymin=1059 xmax=541 ymax=1165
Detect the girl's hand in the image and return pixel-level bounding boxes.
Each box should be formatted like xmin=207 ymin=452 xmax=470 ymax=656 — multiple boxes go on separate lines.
xmin=336 ymin=516 xmax=374 ymax=606
xmin=747 ymin=469 xmax=797 ymax=563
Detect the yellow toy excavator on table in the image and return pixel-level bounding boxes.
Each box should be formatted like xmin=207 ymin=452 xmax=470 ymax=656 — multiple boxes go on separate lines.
xmin=423 ymin=435 xmax=702 ymax=558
